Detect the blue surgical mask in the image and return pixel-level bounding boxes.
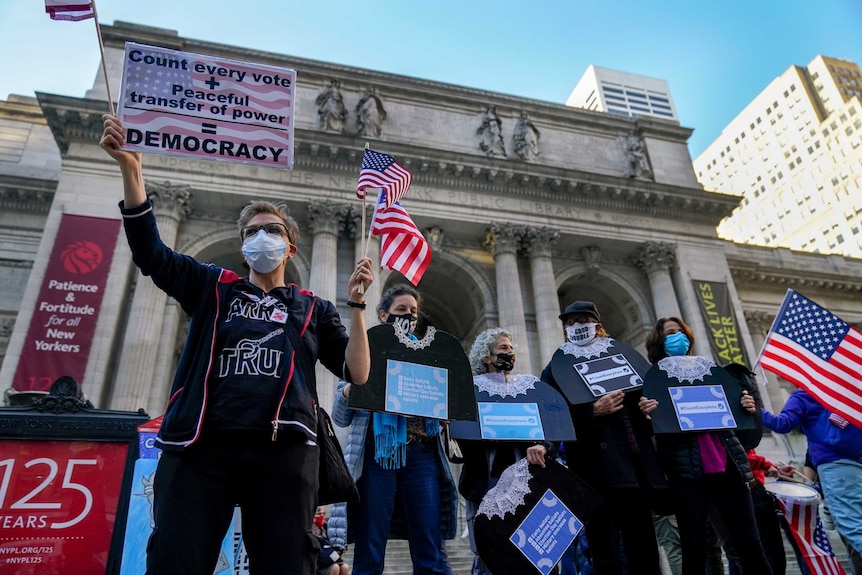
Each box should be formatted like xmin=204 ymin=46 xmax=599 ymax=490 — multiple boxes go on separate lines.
xmin=241 ymin=229 xmax=287 ymax=273
xmin=664 ymin=332 xmax=691 ymax=356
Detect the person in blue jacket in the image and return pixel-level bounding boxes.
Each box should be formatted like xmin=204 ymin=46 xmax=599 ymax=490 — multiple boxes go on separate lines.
xmin=100 ymin=114 xmax=374 ymax=575
xmin=327 ymin=284 xmax=457 ymax=575
xmin=762 ymin=388 xmax=862 ymax=559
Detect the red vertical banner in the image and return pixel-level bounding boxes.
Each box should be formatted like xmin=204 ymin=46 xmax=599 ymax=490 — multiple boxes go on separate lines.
xmin=13 ymin=214 xmax=121 ymax=392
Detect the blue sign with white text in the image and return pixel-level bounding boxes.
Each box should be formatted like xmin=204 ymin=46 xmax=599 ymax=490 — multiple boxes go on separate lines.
xmin=510 ymin=488 xmax=583 ymax=575
xmin=669 ymin=385 xmax=737 ymax=431
xmin=479 ymin=402 xmax=545 ymax=440
xmin=385 ymin=359 xmax=449 ymax=419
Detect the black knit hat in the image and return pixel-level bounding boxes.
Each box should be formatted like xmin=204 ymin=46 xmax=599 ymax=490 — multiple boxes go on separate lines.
xmin=559 ymin=300 xmax=601 ymax=322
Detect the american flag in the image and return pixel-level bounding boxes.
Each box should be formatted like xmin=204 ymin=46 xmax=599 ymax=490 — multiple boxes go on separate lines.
xmin=370 ymin=191 xmax=430 ymax=286
xmin=759 ymin=289 xmax=862 ymax=428
xmin=45 ymin=0 xmax=94 ymax=21
xmin=357 ymin=149 xmax=412 ymax=209
xmin=776 ymin=492 xmax=845 ymax=575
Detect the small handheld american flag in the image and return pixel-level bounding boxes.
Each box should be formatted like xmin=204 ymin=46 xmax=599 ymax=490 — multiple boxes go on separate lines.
xmin=356 ymin=149 xmax=412 ymax=210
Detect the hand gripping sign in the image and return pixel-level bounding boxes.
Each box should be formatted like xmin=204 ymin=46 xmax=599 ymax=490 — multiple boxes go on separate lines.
xmin=118 ymin=42 xmax=296 ymax=169
xmin=348 ymin=324 xmax=477 ymax=422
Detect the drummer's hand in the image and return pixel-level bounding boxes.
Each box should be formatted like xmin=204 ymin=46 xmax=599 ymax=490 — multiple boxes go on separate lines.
xmin=526 ymin=445 xmax=547 ymax=468
xmin=766 ymin=465 xmax=780 ymax=478
xmin=741 ymin=390 xmax=756 ymax=413
xmin=639 ymin=396 xmax=658 ymax=419
xmin=594 ymin=390 xmax=625 ymax=416
xmin=777 ymin=464 xmax=795 ymax=478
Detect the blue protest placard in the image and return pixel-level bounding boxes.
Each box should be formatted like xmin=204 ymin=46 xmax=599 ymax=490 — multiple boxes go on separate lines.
xmin=509 ymin=488 xmax=583 ymax=575
xmin=385 ymin=359 xmax=449 ymax=419
xmin=669 ymin=385 xmax=737 ymax=431
xmin=479 ymin=402 xmax=545 ymax=440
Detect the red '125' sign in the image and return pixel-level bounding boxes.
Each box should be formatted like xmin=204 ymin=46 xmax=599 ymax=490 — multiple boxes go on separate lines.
xmin=0 ymin=440 xmax=128 ymax=575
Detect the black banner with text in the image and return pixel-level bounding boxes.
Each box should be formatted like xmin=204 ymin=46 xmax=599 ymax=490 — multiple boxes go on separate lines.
xmin=692 ymin=280 xmax=750 ymax=367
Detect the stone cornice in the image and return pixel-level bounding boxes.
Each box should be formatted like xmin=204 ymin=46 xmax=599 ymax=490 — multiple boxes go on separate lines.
xmin=726 ymin=244 xmax=862 ymax=293
xmin=101 ymin=22 xmax=691 ymax=142
xmin=35 ymin=93 xmax=739 ymax=226
xmin=0 ymin=95 xmax=49 ymax=124
xmin=0 ymin=175 xmax=56 ymax=213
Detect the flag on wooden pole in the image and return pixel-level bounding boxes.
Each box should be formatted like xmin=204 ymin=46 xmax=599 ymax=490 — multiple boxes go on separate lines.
xmin=357 ymin=149 xmax=412 ymax=209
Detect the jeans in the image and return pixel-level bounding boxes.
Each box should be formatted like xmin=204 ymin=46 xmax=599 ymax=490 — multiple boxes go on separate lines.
xmin=352 ymin=441 xmax=450 ymax=575
xmin=818 ymin=459 xmax=862 ymax=556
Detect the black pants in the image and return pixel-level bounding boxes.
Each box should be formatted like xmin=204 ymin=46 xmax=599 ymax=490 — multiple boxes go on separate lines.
xmin=146 ymin=432 xmax=319 ymax=575
xmin=671 ymin=471 xmax=773 ymax=575
xmin=726 ymin=484 xmax=787 ymax=575
xmin=585 ymin=487 xmax=662 ymax=575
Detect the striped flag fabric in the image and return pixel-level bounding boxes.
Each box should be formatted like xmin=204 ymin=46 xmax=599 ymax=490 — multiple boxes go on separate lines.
xmin=776 ymin=492 xmax=846 ymax=575
xmin=357 ymin=149 xmax=412 ymax=209
xmin=370 ymin=192 xmax=430 ymax=286
xmin=45 ymin=0 xmax=94 ymax=21
xmin=759 ymin=289 xmax=862 ymax=429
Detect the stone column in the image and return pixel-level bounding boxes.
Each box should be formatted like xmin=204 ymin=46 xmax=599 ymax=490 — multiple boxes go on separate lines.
xmin=110 ymin=182 xmax=190 ymax=412
xmin=634 ymin=242 xmax=682 ymax=320
xmin=523 ymin=226 xmax=560 ymax=368
xmin=308 ymin=202 xmax=348 ymax=411
xmin=483 ymin=224 xmax=532 ymax=375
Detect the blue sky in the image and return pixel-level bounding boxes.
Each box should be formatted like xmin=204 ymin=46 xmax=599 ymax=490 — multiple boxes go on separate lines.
xmin=2 ymin=0 xmax=861 ymax=157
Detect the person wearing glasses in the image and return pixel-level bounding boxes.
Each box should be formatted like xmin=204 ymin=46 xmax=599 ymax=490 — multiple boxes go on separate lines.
xmin=99 ymin=114 xmax=374 ymax=575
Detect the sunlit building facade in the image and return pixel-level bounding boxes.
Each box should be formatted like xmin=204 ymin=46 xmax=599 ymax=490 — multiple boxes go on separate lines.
xmin=694 ymin=55 xmax=862 ymax=257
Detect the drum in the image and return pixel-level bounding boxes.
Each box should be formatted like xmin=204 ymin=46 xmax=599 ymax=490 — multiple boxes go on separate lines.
xmin=763 ymin=480 xmax=820 ymax=519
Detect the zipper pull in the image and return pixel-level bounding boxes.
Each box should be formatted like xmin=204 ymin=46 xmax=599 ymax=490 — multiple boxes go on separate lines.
xmin=271 ymin=420 xmax=278 ymax=442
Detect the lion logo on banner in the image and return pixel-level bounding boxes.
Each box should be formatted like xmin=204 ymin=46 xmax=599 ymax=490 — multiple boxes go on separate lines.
xmin=60 ymin=240 xmax=103 ymax=274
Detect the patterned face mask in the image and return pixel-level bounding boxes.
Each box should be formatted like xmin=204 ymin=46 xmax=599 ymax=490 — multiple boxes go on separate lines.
xmin=565 ymin=322 xmax=597 ymax=346
xmin=492 ymin=352 xmax=515 ymax=373
xmin=387 ymin=313 xmax=417 ymax=334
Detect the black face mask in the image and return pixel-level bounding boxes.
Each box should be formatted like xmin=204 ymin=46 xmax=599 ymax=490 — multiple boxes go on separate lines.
xmin=492 ymin=352 xmax=515 ymax=373
xmin=387 ymin=313 xmax=417 ymax=334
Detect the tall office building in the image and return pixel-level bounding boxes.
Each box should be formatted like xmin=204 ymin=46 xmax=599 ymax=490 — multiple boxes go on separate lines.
xmin=566 ymin=65 xmax=679 ymax=123
xmin=694 ymin=55 xmax=862 ymax=257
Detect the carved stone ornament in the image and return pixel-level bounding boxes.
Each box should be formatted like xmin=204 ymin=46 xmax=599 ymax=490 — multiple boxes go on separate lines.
xmin=31 ymin=376 xmax=94 ymax=414
xmin=356 ymin=88 xmax=387 ymax=138
xmin=477 ymin=105 xmax=507 ymax=158
xmin=513 ymin=111 xmax=540 ymax=161
xmin=624 ymin=125 xmax=654 ymax=181
xmin=316 ymin=79 xmax=347 ymax=133
xmin=634 ymin=242 xmax=677 ymax=274
xmin=145 ymin=180 xmax=192 ymax=221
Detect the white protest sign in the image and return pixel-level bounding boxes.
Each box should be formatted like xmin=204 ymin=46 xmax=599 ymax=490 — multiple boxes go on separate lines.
xmin=118 ymin=42 xmax=295 ymax=169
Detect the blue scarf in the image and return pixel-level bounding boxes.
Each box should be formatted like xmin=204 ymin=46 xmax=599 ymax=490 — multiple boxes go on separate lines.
xmin=372 ymin=414 xmax=441 ymax=469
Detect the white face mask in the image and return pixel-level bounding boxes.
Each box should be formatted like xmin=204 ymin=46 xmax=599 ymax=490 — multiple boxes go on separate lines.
xmin=565 ymin=322 xmax=597 ymax=346
xmin=241 ymin=229 xmax=287 ymax=274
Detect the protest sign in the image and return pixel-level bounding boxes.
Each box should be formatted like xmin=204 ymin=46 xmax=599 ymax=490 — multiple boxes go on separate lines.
xmin=118 ymin=42 xmax=295 ymax=168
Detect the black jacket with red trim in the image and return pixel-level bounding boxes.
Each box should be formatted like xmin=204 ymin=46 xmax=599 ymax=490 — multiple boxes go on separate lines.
xmin=121 ymin=200 xmax=350 ymax=451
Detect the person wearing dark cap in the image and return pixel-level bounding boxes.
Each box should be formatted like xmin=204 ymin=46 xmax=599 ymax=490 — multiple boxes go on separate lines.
xmin=541 ymin=301 xmax=667 ymax=575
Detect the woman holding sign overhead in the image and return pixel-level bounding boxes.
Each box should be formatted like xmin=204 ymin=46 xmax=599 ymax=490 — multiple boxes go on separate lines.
xmin=328 ymin=284 xmax=457 ymax=575
xmin=540 ymin=301 xmax=667 ymax=575
xmin=639 ymin=317 xmax=772 ymax=575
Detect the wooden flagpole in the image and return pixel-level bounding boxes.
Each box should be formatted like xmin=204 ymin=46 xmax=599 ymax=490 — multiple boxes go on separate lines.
xmin=358 ymin=142 xmax=370 ymax=295
xmin=90 ymin=0 xmax=115 ymax=115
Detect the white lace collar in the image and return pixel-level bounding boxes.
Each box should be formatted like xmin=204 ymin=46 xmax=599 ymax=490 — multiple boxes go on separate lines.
xmin=394 ymin=325 xmax=437 ymax=350
xmin=559 ymin=337 xmax=614 ymax=359
xmin=477 ymin=458 xmax=532 ymax=519
xmin=657 ymin=355 xmax=716 ymax=384
xmin=473 ymin=373 xmax=539 ymax=398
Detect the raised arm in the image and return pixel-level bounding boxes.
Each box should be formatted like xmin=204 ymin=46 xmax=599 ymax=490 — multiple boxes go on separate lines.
xmin=99 ymin=114 xmax=146 ymax=208
xmin=343 ymin=258 xmax=374 ymax=385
